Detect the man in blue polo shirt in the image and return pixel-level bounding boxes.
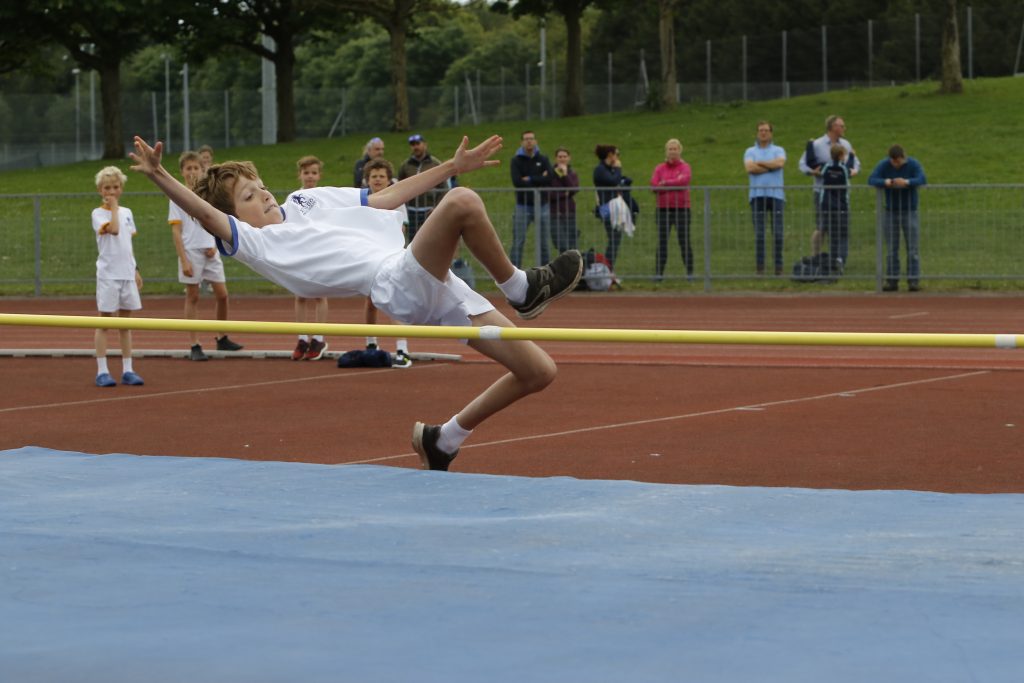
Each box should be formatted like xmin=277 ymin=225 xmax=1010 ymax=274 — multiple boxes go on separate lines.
xmin=868 ymin=144 xmax=927 ymax=292
xmin=744 ymin=121 xmax=787 ymax=276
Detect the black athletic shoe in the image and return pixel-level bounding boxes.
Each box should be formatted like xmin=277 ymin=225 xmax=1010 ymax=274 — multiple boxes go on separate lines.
xmin=882 ymin=280 xmax=898 ymax=292
xmin=511 ymin=249 xmax=584 ymax=320
xmin=908 ymin=281 xmax=920 ymax=292
xmin=216 ymin=335 xmax=244 ymax=351
xmin=189 ymin=344 xmax=209 ymax=361
xmin=412 ymin=422 xmax=457 ymax=471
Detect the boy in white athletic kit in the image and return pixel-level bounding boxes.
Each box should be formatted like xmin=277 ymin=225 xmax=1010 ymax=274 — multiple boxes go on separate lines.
xmin=291 ymin=155 xmax=330 ymax=361
xmin=130 ymin=134 xmax=582 ymax=471
xmin=169 ymin=150 xmax=244 ymax=361
xmin=91 ymin=166 xmax=144 ymax=388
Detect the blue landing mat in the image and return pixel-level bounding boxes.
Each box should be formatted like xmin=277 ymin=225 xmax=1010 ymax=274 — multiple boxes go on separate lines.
xmin=1 ymin=447 xmax=1022 ymax=683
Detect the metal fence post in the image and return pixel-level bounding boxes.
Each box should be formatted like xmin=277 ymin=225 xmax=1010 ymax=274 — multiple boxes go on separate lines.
xmin=915 ymin=13 xmax=921 ymax=82
xmin=875 ymin=187 xmax=885 ymax=292
xmin=533 ymin=188 xmax=542 ymax=266
xmin=742 ymin=35 xmax=748 ymax=101
xmin=705 ymin=40 xmax=712 ymax=104
xmin=33 ymin=196 xmax=42 ymax=296
xmin=703 ymin=187 xmax=713 ymax=292
xmin=781 ymin=30 xmax=788 ymax=99
xmin=868 ymin=20 xmax=874 ymax=87
xmin=821 ymin=25 xmax=828 ymax=93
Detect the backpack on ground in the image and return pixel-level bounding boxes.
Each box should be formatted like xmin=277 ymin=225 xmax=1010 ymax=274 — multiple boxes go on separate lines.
xmin=791 ymin=252 xmax=843 ymax=284
xmin=576 ymin=248 xmax=615 ymax=292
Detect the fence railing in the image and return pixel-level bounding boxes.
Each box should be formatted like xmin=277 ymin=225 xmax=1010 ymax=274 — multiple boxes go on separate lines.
xmin=2 ymin=185 xmax=1022 ymax=297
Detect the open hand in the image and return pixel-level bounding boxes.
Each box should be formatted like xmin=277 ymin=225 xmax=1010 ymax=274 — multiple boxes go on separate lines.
xmin=452 ymin=135 xmax=503 ymax=175
xmin=129 ymin=136 xmax=164 ymax=177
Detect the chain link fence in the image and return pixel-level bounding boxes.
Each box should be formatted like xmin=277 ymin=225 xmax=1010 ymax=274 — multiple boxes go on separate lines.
xmin=2 ymin=185 xmax=1021 ymax=297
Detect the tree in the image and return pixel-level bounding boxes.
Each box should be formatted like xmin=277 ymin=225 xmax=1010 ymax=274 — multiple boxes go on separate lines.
xmin=332 ymin=0 xmax=448 ymax=132
xmin=658 ymin=0 xmax=679 ymax=110
xmin=0 ymin=0 xmax=159 ymax=158
xmin=939 ymin=0 xmax=964 ymax=93
xmin=492 ymin=0 xmax=595 ymax=117
xmin=174 ymin=0 xmax=353 ymax=143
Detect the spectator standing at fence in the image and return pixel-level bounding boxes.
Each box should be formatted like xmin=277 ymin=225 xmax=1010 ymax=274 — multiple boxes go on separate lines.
xmin=868 ymin=144 xmax=927 ymax=292
xmin=398 ymin=134 xmax=453 ymax=242
xmin=819 ymin=144 xmax=852 ymax=275
xmin=744 ymin=121 xmax=787 ymax=275
xmin=198 ymin=145 xmax=214 ymax=171
xmin=91 ymin=166 xmax=144 ymax=388
xmin=169 ymin=151 xmax=244 ymax=361
xmin=363 ymin=157 xmax=413 ymax=368
xmin=549 ymin=147 xmax=579 ymax=254
xmin=651 ymin=138 xmax=693 ymax=280
xmin=290 ymin=155 xmax=330 ymax=360
xmin=509 ymin=131 xmax=555 ymax=267
xmin=799 ymin=115 xmax=860 ymax=256
xmin=593 ymin=144 xmax=636 ymax=270
xmin=353 ymin=137 xmax=385 ymax=188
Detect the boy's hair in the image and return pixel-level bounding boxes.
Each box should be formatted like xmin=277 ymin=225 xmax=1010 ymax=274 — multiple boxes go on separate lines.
xmin=830 ymin=144 xmax=846 ymax=162
xmin=193 ymin=161 xmax=260 ymax=214
xmin=888 ymin=144 xmax=906 ymax=160
xmin=363 ymin=158 xmax=395 ymax=182
xmin=297 ymin=155 xmax=322 ymax=171
xmin=197 ymin=144 xmax=214 ymax=156
xmin=757 ymin=120 xmax=773 ymax=132
xmin=178 ymin=150 xmax=201 ymax=170
xmin=594 ymin=144 xmax=617 ymax=161
xmin=95 ymin=166 xmax=127 ymax=188
xmin=555 ymin=146 xmax=570 ymax=156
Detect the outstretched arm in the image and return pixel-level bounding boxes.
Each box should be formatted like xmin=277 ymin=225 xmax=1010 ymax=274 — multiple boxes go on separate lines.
xmin=129 ymin=136 xmax=232 ymax=242
xmin=367 ymin=135 xmax=503 ymax=210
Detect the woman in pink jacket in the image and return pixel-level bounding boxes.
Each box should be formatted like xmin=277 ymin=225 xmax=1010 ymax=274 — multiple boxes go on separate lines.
xmin=650 ymin=138 xmax=693 ymax=280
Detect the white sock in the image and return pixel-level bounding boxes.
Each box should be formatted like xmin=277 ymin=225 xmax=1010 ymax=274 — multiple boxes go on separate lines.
xmin=366 ymin=336 xmax=378 ymax=348
xmin=498 ymin=269 xmax=529 ymax=304
xmin=437 ymin=416 xmax=472 ymax=454
xmin=312 ymin=335 xmax=324 ymax=342
xmin=298 ymin=334 xmax=309 ymax=342
xmin=396 ymin=339 xmax=409 ymax=354
xmin=96 ymin=357 xmax=109 ymax=375
xmin=122 ymin=357 xmax=134 ymax=374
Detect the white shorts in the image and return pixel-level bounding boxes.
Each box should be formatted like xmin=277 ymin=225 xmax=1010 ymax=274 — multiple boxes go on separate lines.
xmin=369 ymin=250 xmax=493 ymax=328
xmin=178 ymin=248 xmax=226 ymax=285
xmin=96 ymin=278 xmax=142 ymax=313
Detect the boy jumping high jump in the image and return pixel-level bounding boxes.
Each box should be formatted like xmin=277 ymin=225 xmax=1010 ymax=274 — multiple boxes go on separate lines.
xmin=129 ymin=135 xmax=582 ymax=471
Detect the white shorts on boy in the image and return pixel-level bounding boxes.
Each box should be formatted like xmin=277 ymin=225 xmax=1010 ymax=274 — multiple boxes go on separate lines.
xmin=370 ymin=249 xmax=492 ymax=327
xmin=177 ymin=248 xmax=227 ymax=285
xmin=96 ymin=278 xmax=142 ymax=313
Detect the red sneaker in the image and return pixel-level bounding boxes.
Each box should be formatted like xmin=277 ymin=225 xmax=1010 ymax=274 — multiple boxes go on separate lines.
xmin=292 ymin=339 xmax=309 ymax=361
xmin=305 ymin=339 xmax=328 ymax=361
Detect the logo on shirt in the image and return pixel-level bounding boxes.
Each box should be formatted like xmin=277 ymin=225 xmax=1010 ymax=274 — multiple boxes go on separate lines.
xmin=290 ymin=193 xmax=318 ymax=215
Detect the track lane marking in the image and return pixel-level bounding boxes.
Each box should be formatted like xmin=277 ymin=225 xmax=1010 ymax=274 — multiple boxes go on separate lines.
xmin=347 ymin=370 xmax=991 ymax=465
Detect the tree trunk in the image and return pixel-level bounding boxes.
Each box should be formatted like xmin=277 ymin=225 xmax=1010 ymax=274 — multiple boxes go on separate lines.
xmin=940 ymin=0 xmax=964 ymax=94
xmin=658 ymin=0 xmax=679 ymax=110
xmin=99 ymin=60 xmax=123 ymax=159
xmin=389 ymin=11 xmax=410 ymax=132
xmin=561 ymin=6 xmax=585 ymax=117
xmin=275 ymin=33 xmax=297 ymax=142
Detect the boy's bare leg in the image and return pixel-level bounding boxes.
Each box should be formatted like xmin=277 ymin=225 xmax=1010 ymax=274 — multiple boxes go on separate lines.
xmin=94 ymin=315 xmax=110 ymax=359
xmin=409 ymin=187 xmax=514 ymax=284
xmin=455 ymin=310 xmax=557 ymax=429
xmin=184 ymin=283 xmax=201 ymax=346
xmin=212 ymin=282 xmax=230 ymax=338
xmin=118 ymin=309 xmax=133 ymax=363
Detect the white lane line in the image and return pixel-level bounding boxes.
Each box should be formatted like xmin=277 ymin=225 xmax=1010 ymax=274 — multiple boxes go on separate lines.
xmin=888 ymin=311 xmax=930 ymax=320
xmin=347 ymin=369 xmax=990 ymax=465
xmin=0 ymin=364 xmax=441 ymax=414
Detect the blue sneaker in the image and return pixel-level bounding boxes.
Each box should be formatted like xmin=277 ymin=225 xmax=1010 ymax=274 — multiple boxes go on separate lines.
xmin=121 ymin=371 xmax=145 ymax=386
xmin=95 ymin=372 xmax=116 ymax=387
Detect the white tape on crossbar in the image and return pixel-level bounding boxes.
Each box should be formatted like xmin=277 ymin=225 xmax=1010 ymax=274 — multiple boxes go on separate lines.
xmin=995 ymin=334 xmax=1017 ymax=349
xmin=478 ymin=325 xmax=503 ymax=340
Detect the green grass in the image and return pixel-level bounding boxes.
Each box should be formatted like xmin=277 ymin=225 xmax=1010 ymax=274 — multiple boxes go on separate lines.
xmin=3 ymin=77 xmax=1024 ymax=296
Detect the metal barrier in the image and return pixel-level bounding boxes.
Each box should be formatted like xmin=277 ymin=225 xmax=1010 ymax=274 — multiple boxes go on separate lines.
xmin=2 ymin=185 xmax=1022 ymax=296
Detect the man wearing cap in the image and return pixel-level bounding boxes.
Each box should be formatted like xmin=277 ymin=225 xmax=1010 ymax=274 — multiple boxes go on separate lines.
xmin=353 ymin=137 xmax=385 ymax=188
xmin=398 ymin=134 xmax=453 ymax=241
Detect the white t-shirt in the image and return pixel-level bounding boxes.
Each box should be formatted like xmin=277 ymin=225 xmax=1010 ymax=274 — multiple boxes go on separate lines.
xmin=216 ymin=186 xmax=406 ymax=298
xmin=91 ymin=206 xmax=137 ymax=280
xmin=168 ymin=200 xmax=215 ymax=250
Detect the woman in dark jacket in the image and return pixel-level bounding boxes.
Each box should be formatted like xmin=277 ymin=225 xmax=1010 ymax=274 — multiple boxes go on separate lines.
xmin=593 ymin=144 xmax=635 ymax=269
xmin=550 ymin=147 xmax=580 ymax=254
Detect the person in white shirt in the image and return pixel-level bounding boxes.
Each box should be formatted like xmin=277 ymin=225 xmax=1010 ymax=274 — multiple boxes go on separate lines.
xmin=169 ymin=151 xmax=243 ymax=361
xmin=91 ymin=166 xmax=144 ymax=388
xmin=290 ymin=155 xmax=330 ymax=361
xmin=130 ymin=134 xmax=583 ymax=472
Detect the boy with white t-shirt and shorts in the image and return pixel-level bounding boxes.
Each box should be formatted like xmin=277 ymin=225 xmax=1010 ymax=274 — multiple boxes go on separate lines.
xmin=130 ymin=134 xmax=583 ymax=472
xmin=91 ymin=166 xmax=145 ymax=387
xmin=169 ymin=150 xmax=244 ymax=361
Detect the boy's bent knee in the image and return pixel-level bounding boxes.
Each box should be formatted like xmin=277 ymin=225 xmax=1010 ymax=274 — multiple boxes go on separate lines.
xmin=520 ymin=356 xmax=557 ymax=393
xmin=443 ymin=186 xmax=483 ymax=212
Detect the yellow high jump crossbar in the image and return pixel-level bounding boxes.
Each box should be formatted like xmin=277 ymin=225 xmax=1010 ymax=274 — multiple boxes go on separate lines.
xmin=0 ymin=313 xmax=1020 ymax=349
